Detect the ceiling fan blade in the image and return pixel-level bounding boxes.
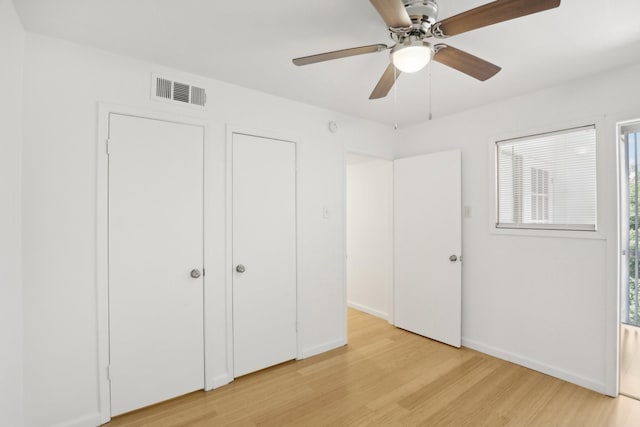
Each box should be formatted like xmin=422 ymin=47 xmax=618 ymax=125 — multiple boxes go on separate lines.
xmin=369 ymin=0 xmax=412 ymax=28
xmin=292 ymin=44 xmax=387 ymax=66
xmin=433 ymin=44 xmax=501 ymax=81
xmin=369 ymin=63 xmax=401 ymax=100
xmin=432 ymin=0 xmax=561 ymax=38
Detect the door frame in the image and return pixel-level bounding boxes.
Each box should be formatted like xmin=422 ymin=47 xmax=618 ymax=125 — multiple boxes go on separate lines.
xmin=225 ymin=125 xmax=301 ymax=378
xmin=617 ymin=116 xmax=640 ymax=397
xmin=97 ymin=104 xmax=212 ymax=424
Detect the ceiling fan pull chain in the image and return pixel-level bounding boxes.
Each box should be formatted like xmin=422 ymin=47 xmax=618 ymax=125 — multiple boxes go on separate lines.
xmin=394 ymin=66 xmax=399 ymax=130
xmin=428 ymin=64 xmax=433 ymax=121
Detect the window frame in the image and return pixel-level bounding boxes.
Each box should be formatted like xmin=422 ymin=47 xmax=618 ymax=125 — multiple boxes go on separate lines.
xmin=489 ymin=119 xmax=604 ymax=240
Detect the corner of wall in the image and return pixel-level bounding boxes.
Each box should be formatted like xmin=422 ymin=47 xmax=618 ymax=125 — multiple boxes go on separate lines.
xmin=0 ymin=1 xmax=25 ymax=426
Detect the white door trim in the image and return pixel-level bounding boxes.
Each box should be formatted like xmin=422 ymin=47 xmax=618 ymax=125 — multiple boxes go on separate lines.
xmin=97 ymin=104 xmax=212 ymax=424
xmin=614 ymin=116 xmax=640 ymax=397
xmin=225 ymin=125 xmax=301 ymax=377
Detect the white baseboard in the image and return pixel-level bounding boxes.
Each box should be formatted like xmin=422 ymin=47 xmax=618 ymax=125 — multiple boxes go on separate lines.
xmin=51 ymin=413 xmax=102 ymax=427
xmin=300 ymin=337 xmax=346 ymax=359
xmin=210 ymin=373 xmax=233 ymax=390
xmin=462 ymin=337 xmax=605 ymax=394
xmin=347 ymin=301 xmax=388 ymax=320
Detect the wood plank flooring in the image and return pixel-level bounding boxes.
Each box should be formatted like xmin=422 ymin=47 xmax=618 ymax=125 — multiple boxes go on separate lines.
xmin=107 ymin=309 xmax=640 ymax=426
xmin=621 ymin=323 xmax=640 ymax=399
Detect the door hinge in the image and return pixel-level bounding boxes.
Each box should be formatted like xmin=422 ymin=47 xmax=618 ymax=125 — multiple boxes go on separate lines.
xmin=202 ymin=268 xmax=205 ymax=277
xmin=106 ymin=139 xmax=110 ymax=155
xmin=107 ymin=365 xmax=112 ymax=381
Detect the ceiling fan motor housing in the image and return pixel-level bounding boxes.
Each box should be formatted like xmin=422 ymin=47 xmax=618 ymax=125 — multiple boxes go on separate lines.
xmin=403 ymin=0 xmax=439 ymax=34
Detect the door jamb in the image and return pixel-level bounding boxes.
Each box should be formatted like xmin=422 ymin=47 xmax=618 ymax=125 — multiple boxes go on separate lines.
xmin=225 ymin=125 xmax=301 ymax=379
xmin=97 ymin=104 xmax=211 ymax=424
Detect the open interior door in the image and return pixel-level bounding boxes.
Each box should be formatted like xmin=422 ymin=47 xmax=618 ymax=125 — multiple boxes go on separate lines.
xmin=394 ymin=150 xmax=462 ymax=347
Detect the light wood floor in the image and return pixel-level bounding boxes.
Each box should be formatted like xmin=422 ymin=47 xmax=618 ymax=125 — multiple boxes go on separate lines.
xmin=108 ymin=309 xmax=640 ymax=426
xmin=621 ymin=323 xmax=640 ymax=399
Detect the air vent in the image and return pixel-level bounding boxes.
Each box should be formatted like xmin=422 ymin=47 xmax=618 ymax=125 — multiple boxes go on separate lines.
xmin=190 ymin=86 xmax=206 ymax=107
xmin=152 ymin=74 xmax=207 ymax=108
xmin=156 ymin=77 xmax=172 ymax=99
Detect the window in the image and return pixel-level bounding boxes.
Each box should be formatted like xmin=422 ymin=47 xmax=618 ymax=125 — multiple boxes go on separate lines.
xmin=496 ymin=125 xmax=597 ymax=231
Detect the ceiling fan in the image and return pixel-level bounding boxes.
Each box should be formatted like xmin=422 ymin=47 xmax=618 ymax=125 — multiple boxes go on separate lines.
xmin=292 ymin=0 xmax=561 ymax=99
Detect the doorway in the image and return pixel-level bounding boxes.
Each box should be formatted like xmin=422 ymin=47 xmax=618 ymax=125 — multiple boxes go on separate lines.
xmin=346 ymin=154 xmax=394 ymax=322
xmin=345 ymin=150 xmax=463 ymax=347
xmin=621 ymin=121 xmax=640 ymax=399
xmin=107 ymin=113 xmax=205 ymax=416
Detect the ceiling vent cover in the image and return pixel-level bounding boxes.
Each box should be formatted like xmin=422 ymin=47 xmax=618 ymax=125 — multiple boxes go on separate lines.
xmin=152 ymin=74 xmax=207 ymax=107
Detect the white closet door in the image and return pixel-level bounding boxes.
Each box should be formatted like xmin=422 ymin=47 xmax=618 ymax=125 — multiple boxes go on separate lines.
xmin=394 ymin=150 xmax=462 ymax=347
xmin=108 ymin=114 xmax=204 ymax=415
xmin=232 ymin=133 xmax=297 ymax=377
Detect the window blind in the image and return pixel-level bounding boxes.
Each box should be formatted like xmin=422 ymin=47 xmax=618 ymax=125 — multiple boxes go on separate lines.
xmin=496 ymin=125 xmax=597 ymax=231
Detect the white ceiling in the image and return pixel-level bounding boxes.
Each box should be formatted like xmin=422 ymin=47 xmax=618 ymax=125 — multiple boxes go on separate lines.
xmin=13 ymin=0 xmax=640 ymax=126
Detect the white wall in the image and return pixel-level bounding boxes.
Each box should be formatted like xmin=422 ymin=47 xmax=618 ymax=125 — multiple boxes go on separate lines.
xmin=346 ymin=156 xmax=393 ymax=319
xmin=0 ymin=1 xmax=24 ymax=426
xmin=395 ymin=63 xmax=640 ymax=394
xmin=20 ymin=33 xmax=394 ymax=427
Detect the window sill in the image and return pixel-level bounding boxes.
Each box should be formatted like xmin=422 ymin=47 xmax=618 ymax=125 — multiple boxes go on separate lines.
xmin=489 ymin=226 xmax=607 ymax=241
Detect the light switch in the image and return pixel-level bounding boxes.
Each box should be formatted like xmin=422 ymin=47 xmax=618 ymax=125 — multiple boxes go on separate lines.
xmin=463 ymin=206 xmax=472 ymax=218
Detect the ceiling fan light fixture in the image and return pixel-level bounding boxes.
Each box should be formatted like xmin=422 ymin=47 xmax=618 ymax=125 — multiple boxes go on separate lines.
xmin=391 ymin=40 xmax=433 ymax=73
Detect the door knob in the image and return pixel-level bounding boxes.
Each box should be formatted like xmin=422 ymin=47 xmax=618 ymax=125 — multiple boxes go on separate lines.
xmin=190 ymin=269 xmax=201 ymax=279
xmin=449 ymin=255 xmax=458 ymax=262
xmin=236 ymin=264 xmax=246 ymax=273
